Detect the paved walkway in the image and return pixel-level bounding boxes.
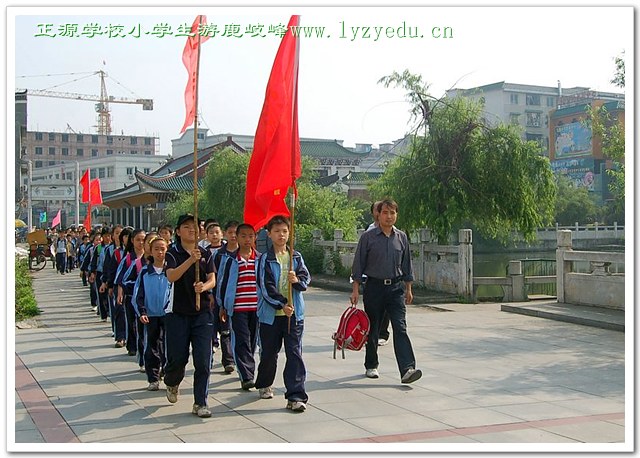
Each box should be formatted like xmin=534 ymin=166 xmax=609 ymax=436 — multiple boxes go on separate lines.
xmin=12 ymin=266 xmax=628 ymax=451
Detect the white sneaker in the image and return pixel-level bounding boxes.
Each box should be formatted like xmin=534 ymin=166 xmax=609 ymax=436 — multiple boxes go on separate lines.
xmin=166 ymin=384 xmax=179 ymax=403
xmin=147 ymin=381 xmax=159 ymax=391
xmin=365 ymin=368 xmax=379 ymax=379
xmin=401 ymin=368 xmax=423 ymax=384
xmin=259 ymin=387 xmax=274 ymax=399
xmin=192 ymin=404 xmax=212 ymax=418
xmin=378 ymin=338 xmax=389 ymax=346
xmin=286 ymin=400 xmax=306 ymax=412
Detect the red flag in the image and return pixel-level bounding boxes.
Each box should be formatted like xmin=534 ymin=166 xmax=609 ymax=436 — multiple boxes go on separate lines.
xmin=89 ymin=178 xmax=103 ymax=205
xmin=83 ymin=211 xmax=91 ymax=230
xmin=180 ymin=15 xmax=210 ymax=134
xmin=244 ymin=15 xmax=301 ymax=230
xmin=80 ymin=169 xmax=90 ymax=203
xmin=51 ymin=210 xmax=62 ymax=229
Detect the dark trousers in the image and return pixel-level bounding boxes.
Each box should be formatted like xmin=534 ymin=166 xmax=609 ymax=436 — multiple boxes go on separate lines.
xmin=212 ymin=303 xmax=234 ymax=368
xmin=164 ymin=311 xmax=215 ymax=406
xmin=81 ymin=270 xmax=88 ymax=286
xmin=124 ymin=296 xmax=138 ymax=354
xmin=255 ymin=316 xmax=308 ymax=402
xmin=379 ymin=312 xmax=390 ymax=341
xmin=56 ymin=253 xmax=66 ymax=274
xmin=144 ymin=316 xmax=166 ymax=383
xmin=89 ymin=277 xmax=98 ymax=308
xmin=112 ymin=287 xmax=126 ymax=341
xmin=96 ymin=272 xmax=109 ymax=320
xmin=363 ymin=281 xmax=417 ymax=376
xmin=229 ymin=311 xmax=258 ymax=382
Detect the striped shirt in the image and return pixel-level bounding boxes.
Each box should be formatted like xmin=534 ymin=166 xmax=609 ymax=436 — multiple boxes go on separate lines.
xmin=233 ymin=250 xmax=258 ymax=312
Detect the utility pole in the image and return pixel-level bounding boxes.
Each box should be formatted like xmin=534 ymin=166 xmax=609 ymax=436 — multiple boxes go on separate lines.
xmin=75 ymin=161 xmax=80 ymax=227
xmin=27 ymin=160 xmax=32 ymax=231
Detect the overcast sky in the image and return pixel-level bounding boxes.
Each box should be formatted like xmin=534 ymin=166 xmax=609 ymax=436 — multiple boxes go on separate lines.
xmin=10 ymin=5 xmax=632 ymax=155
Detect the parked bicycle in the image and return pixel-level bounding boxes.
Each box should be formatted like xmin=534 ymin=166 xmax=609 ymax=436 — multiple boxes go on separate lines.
xmin=28 ymin=244 xmax=50 ymax=271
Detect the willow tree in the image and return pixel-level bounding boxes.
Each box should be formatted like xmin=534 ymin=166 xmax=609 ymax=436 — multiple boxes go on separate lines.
xmin=373 ymin=70 xmax=556 ymax=244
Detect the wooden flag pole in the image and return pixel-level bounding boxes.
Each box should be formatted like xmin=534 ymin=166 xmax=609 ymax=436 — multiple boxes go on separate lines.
xmin=192 ymin=17 xmax=203 ymax=311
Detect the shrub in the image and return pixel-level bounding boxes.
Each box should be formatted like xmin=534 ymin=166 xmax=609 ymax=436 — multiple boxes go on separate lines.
xmin=15 ymin=257 xmax=40 ymax=321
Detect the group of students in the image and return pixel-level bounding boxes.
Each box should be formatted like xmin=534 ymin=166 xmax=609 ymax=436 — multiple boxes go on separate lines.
xmin=76 ymin=213 xmax=311 ymax=418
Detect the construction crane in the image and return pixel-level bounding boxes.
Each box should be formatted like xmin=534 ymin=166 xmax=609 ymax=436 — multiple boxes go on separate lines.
xmin=18 ymin=70 xmax=153 ymax=135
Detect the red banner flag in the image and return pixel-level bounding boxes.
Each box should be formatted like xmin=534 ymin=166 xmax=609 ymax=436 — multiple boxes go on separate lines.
xmin=51 ymin=210 xmax=62 ymax=229
xmin=80 ymin=169 xmax=90 ymax=203
xmin=83 ymin=211 xmax=91 ymax=230
xmin=89 ymin=178 xmax=103 ymax=206
xmin=180 ymin=15 xmax=210 ymax=134
xmin=243 ymin=15 xmax=301 ymax=230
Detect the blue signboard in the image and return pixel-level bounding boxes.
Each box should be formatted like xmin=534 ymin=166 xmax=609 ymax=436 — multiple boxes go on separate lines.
xmin=554 ymin=122 xmax=592 ymax=158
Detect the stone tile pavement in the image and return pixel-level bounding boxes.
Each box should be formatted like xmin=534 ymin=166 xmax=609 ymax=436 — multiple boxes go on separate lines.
xmin=11 ymin=266 xmax=630 ymax=452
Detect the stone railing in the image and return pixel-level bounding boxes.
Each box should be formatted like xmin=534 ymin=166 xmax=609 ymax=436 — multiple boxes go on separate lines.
xmin=473 ymin=260 xmax=556 ymax=302
xmin=312 ymin=228 xmax=473 ymax=299
xmin=537 ymin=223 xmax=624 ymax=241
xmin=556 ymin=230 xmax=625 ymax=310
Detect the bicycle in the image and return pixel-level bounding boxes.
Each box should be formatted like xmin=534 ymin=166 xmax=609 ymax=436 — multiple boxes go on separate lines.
xmin=28 ymin=244 xmax=48 ymax=271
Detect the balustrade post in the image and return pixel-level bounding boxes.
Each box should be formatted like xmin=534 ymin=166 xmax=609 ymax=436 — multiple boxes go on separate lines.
xmin=457 ymin=229 xmax=473 ymax=299
xmin=508 ymin=260 xmax=526 ymax=302
xmin=556 ymin=230 xmax=573 ymax=303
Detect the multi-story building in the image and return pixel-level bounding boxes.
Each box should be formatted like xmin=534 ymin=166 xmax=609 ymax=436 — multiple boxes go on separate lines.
xmin=446 ymin=81 xmax=624 ymax=157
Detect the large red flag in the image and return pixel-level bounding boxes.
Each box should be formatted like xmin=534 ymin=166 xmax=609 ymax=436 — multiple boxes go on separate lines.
xmin=83 ymin=211 xmax=91 ymax=230
xmin=180 ymin=15 xmax=210 ymax=134
xmin=244 ymin=15 xmax=301 ymax=230
xmin=79 ymin=169 xmax=90 ymax=203
xmin=89 ymin=178 xmax=103 ymax=205
xmin=51 ymin=210 xmax=62 ymax=229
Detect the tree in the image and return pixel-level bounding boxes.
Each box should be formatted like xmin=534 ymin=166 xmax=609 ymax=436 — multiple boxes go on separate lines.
xmin=554 ymin=175 xmax=599 ymax=225
xmin=586 ymin=53 xmax=625 ymax=220
xmin=373 ymin=70 xmax=556 ymax=244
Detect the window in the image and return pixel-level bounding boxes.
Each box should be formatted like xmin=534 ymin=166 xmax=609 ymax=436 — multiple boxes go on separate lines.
xmin=92 ymin=149 xmax=99 ymax=157
xmin=130 ymin=137 xmax=138 ymax=145
xmin=509 ymin=113 xmax=520 ymax=125
xmin=61 ymin=133 xmax=69 ymax=142
xmin=91 ymin=135 xmax=99 ymax=143
xmin=35 ymin=132 xmax=43 ymax=141
xmin=48 ymin=133 xmax=55 ymax=141
xmin=90 ymin=169 xmax=97 ymax=179
xmin=35 ymin=160 xmax=43 ymax=168
xmin=66 ymin=172 xmax=73 ymax=180
xmin=526 ymin=112 xmax=542 ymax=127
xmin=526 ymin=132 xmax=543 ymax=146
xmin=107 ymin=136 xmax=113 ymax=145
xmin=106 ymin=149 xmax=113 ymax=155
xmin=107 ymin=167 xmax=115 ymax=177
xmin=49 ymin=147 xmax=55 ymax=155
xmin=76 ymin=135 xmax=84 ymax=142
xmin=197 ymin=133 xmax=205 ymax=140
xmin=131 ymin=150 xmax=138 ymax=155
xmin=546 ymin=96 xmax=555 ymax=107
xmin=77 ymin=148 xmax=84 ymax=156
xmin=62 ymin=147 xmax=69 ymax=156
xmin=526 ymin=94 xmax=541 ymax=106
xmin=126 ymin=167 xmax=134 ymax=175
xmin=55 ymin=174 xmax=59 ymax=179
xmin=143 ymin=168 xmax=150 ymax=174
xmin=510 ymin=94 xmax=519 ymax=104
xmin=98 ymin=168 xmax=106 ymax=178
xmin=144 ymin=137 xmax=152 ymax=145
xmin=144 ymin=150 xmax=152 ymax=155
xmin=48 ymin=161 xmax=55 ymax=166
xmin=35 ymin=147 xmax=43 ymax=155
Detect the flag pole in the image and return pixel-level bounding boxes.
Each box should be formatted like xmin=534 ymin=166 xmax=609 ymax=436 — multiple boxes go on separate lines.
xmin=287 ymin=20 xmax=300 ymax=334
xmin=192 ymin=16 xmax=203 ymax=312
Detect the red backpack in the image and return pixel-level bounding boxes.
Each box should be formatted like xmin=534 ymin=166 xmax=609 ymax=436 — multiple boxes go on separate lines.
xmin=332 ymin=305 xmax=370 ymax=359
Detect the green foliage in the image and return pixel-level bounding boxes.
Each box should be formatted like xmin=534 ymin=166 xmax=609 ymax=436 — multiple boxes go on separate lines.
xmin=15 ymin=257 xmax=40 ymax=321
xmin=201 ymin=148 xmax=250 ymax=224
xmin=293 ymin=225 xmax=324 ymax=274
xmin=373 ymin=70 xmax=556 ymax=244
xmin=612 ymin=52 xmax=625 ymax=88
xmin=554 ymin=175 xmax=599 ymax=225
xmin=164 ymin=191 xmax=208 ymax=226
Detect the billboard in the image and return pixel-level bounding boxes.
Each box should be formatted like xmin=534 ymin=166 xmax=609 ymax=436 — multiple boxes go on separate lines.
xmin=551 ymin=157 xmax=595 ymax=190
xmin=554 ymin=122 xmax=592 ymax=158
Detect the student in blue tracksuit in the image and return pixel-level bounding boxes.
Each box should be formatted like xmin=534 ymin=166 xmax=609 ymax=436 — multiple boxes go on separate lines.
xmin=116 ymin=228 xmax=146 ymax=366
xmin=254 ymin=215 xmax=311 ymax=412
xmin=107 ymin=227 xmax=130 ymax=348
xmin=55 ymin=232 xmax=68 ymax=275
xmin=164 ymin=214 xmax=216 ymax=418
xmin=216 ymin=223 xmax=260 ymax=391
xmin=134 ymin=235 xmax=169 ymax=391
xmin=92 ymin=228 xmax=112 ymax=322
xmin=78 ymin=235 xmax=91 ymax=286
xmin=101 ymin=225 xmax=123 ymax=343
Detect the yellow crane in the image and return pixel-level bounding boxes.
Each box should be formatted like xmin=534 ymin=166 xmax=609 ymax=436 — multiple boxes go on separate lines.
xmin=18 ymin=70 xmax=153 ymax=135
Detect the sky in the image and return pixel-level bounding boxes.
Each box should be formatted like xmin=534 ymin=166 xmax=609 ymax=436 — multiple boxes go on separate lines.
xmin=9 ymin=4 xmax=632 ymax=156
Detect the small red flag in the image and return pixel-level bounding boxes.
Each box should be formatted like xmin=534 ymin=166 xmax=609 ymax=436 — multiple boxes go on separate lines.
xmin=89 ymin=178 xmax=103 ymax=206
xmin=51 ymin=210 xmax=62 ymax=229
xmin=80 ymin=169 xmax=90 ymax=203
xmin=244 ymin=15 xmax=301 ymax=230
xmin=180 ymin=15 xmax=210 ymax=134
xmin=83 ymin=211 xmax=91 ymax=230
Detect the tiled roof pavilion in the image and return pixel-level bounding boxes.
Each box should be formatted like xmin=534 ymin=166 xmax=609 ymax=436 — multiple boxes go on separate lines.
xmin=103 ymin=139 xmax=369 ymax=209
